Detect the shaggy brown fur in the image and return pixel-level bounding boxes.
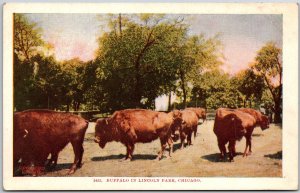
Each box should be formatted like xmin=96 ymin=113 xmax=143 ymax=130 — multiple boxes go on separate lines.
xmin=94 ymin=109 xmax=182 ymax=160
xmin=14 ymin=109 xmax=88 ymax=176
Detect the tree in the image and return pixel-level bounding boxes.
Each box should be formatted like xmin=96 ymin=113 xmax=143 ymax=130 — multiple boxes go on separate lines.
xmin=14 ymin=13 xmax=44 ymax=61
xmin=95 ymin=14 xmax=187 ymax=111
xmin=253 ymin=42 xmax=282 ymax=123
xmin=176 ymin=34 xmax=223 ymax=108
xmin=233 ymin=69 xmax=265 ymax=108
xmin=13 ymin=14 xmax=46 ymax=110
xmin=191 ymin=70 xmax=238 ymax=109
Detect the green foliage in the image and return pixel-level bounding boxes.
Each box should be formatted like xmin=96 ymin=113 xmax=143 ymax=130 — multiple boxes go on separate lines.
xmin=14 ymin=13 xmax=44 ymax=61
xmin=233 ymin=69 xmax=265 ymax=108
xmin=13 ymin=14 xmax=277 ymax=115
xmin=191 ymin=70 xmax=239 ymax=109
xmin=94 ymin=14 xmax=188 ymax=111
xmin=253 ymin=42 xmax=282 ymax=123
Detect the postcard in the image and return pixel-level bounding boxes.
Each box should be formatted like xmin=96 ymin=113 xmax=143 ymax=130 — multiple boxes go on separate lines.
xmin=3 ymin=3 xmax=298 ymax=190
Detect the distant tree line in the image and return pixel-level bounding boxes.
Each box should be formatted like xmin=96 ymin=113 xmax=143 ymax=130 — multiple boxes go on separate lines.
xmin=13 ymin=13 xmax=282 ymax=123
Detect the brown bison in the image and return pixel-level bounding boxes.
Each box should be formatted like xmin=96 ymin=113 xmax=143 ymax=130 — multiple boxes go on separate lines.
xmin=14 ymin=109 xmax=89 ymax=176
xmin=237 ymin=108 xmax=269 ymax=157
xmin=94 ymin=109 xmax=183 ymax=160
xmin=186 ymin=107 xmax=206 ymax=138
xmin=178 ymin=110 xmax=199 ymax=149
xmin=186 ymin=107 xmax=207 ymax=122
xmin=213 ymin=108 xmax=255 ymax=161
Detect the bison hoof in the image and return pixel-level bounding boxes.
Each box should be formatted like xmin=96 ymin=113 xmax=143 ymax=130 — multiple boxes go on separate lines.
xmin=76 ymin=163 xmax=83 ymax=168
xmin=156 ymin=156 xmax=162 ymax=161
xmin=68 ymin=169 xmax=76 ymax=175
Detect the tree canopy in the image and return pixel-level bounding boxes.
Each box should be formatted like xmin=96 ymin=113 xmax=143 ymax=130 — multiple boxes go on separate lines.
xmin=13 ymin=14 xmax=283 ymax=123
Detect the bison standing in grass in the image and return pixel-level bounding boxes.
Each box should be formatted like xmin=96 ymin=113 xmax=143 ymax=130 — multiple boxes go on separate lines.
xmin=94 ymin=109 xmax=183 ymax=160
xmin=14 ymin=109 xmax=89 ymax=176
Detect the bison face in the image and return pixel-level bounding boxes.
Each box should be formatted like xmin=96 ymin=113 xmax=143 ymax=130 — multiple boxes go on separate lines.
xmin=261 ymin=115 xmax=270 ymax=130
xmin=170 ymin=118 xmax=183 ymax=142
xmin=94 ymin=119 xmax=109 ymax=149
xmin=171 ymin=129 xmax=180 ymax=141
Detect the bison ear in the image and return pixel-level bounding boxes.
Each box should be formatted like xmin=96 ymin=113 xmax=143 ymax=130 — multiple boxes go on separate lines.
xmin=23 ymin=129 xmax=28 ymax=138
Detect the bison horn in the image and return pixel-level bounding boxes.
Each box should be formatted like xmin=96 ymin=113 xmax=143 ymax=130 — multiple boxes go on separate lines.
xmin=23 ymin=129 xmax=28 ymax=138
xmin=105 ymin=119 xmax=108 ymax=125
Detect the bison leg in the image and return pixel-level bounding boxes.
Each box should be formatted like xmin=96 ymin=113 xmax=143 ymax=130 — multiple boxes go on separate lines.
xmin=127 ymin=143 xmax=135 ymax=161
xmin=243 ymin=134 xmax=252 ymax=157
xmin=248 ymin=136 xmax=252 ymax=154
xmin=46 ymin=152 xmax=59 ymax=170
xmin=157 ymin=138 xmax=168 ymax=160
xmin=187 ymin=131 xmax=193 ymax=146
xmin=69 ymin=140 xmax=84 ymax=175
xmin=217 ymin=139 xmax=226 ymax=161
xmin=167 ymin=138 xmax=173 ymax=157
xmin=180 ymin=133 xmax=186 ymax=149
xmin=243 ymin=138 xmax=249 ymax=157
xmin=29 ymin=152 xmax=48 ymax=176
xmin=193 ymin=127 xmax=198 ymax=139
xmin=228 ymin=140 xmax=236 ymax=162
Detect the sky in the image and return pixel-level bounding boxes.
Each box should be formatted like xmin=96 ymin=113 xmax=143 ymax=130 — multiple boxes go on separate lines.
xmin=26 ymin=14 xmax=282 ymax=111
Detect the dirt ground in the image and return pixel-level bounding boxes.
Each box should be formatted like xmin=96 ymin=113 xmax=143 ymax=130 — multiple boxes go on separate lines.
xmin=43 ymin=120 xmax=282 ymax=177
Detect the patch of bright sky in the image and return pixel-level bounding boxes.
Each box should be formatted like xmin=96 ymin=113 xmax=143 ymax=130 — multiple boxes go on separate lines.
xmin=26 ymin=14 xmax=102 ymax=62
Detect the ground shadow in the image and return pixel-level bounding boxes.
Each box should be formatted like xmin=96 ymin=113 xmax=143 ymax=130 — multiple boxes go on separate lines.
xmin=91 ymin=154 xmax=125 ymax=161
xmin=264 ymin=151 xmax=282 ymax=160
xmin=84 ymin=138 xmax=95 ymax=142
xmin=201 ymin=152 xmax=243 ymax=163
xmin=252 ymin=133 xmax=263 ymax=137
xmin=172 ymin=143 xmax=182 ymax=152
xmin=49 ymin=163 xmax=73 ymax=172
xmin=91 ymin=153 xmax=157 ymax=161
xmin=172 ymin=142 xmax=194 ymax=152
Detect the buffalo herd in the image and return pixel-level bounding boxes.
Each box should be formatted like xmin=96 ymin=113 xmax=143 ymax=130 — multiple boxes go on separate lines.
xmin=13 ymin=107 xmax=269 ymax=176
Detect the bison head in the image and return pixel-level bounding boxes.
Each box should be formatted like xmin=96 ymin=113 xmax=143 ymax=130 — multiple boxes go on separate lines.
xmin=260 ymin=115 xmax=270 ymax=130
xmin=94 ymin=118 xmax=109 ymax=148
xmin=169 ymin=110 xmax=183 ymax=142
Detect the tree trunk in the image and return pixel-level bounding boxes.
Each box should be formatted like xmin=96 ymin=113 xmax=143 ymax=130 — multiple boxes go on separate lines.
xmin=134 ymin=65 xmax=142 ymax=108
xmin=73 ymin=101 xmax=77 ymax=111
xmin=168 ymin=91 xmax=172 ymax=111
xmin=76 ymin=102 xmax=80 ymax=111
xmin=179 ymin=70 xmax=187 ymax=109
xmin=273 ymin=98 xmax=282 ymax=123
xmin=66 ymin=104 xmax=69 ymax=112
xmin=118 ymin=13 xmax=122 ymax=37
xmin=47 ymin=96 xmax=50 ymax=109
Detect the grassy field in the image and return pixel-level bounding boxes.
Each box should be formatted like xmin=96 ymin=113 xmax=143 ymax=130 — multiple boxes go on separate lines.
xmin=43 ymin=120 xmax=282 ymax=177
